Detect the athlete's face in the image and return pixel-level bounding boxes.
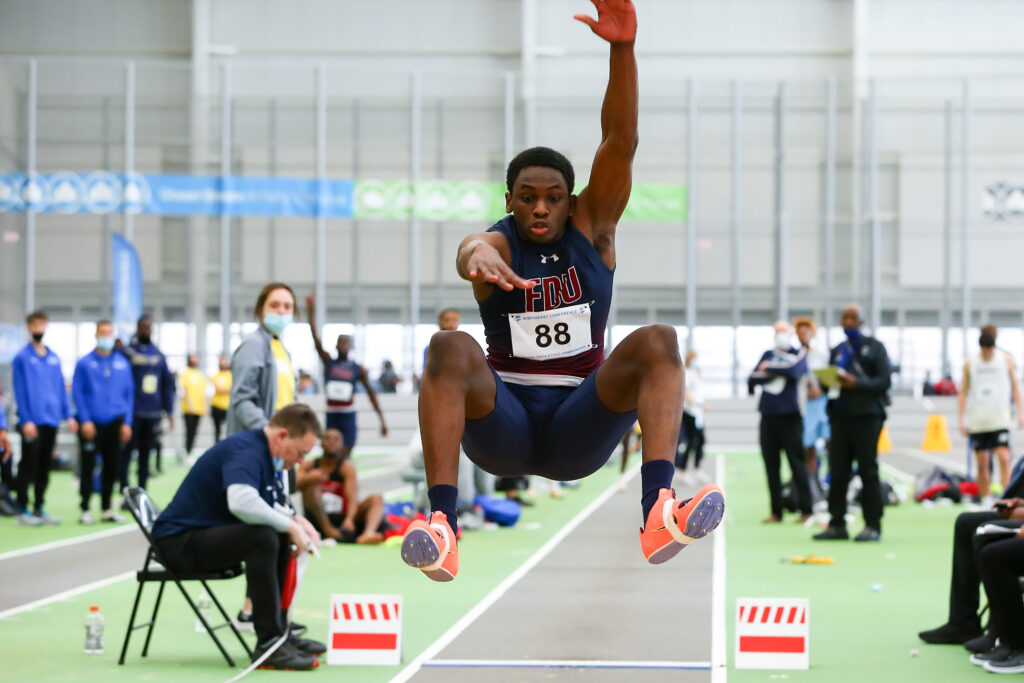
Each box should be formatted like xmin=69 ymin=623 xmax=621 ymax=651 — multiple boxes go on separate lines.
xmin=336 ymin=335 xmax=351 ymax=355
xmin=322 ymin=428 xmax=343 ymax=456
xmin=506 ymin=166 xmax=576 ymax=245
xmin=796 ymin=325 xmax=813 ymax=346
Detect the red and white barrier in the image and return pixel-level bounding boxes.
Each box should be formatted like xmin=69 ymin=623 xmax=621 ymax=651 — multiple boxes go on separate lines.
xmin=327 ymin=594 xmax=403 ymax=666
xmin=734 ymin=598 xmax=809 ymax=670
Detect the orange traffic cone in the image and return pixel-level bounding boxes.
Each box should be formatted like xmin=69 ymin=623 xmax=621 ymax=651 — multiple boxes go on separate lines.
xmin=922 ymin=414 xmax=952 ymax=452
xmin=877 ymin=425 xmax=892 ymax=454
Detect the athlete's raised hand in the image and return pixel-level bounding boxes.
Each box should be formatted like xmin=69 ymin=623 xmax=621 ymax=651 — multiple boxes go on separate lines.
xmin=463 ymin=239 xmax=537 ymax=292
xmin=574 ymin=0 xmax=636 ymax=44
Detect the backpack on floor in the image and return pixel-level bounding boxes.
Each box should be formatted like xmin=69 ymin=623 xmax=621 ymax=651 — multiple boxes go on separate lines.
xmin=474 ymin=495 xmax=522 ymax=527
xmin=0 ymin=482 xmax=16 ymax=516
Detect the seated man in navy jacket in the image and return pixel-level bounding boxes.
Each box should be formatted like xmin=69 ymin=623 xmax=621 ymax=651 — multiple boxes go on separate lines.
xmin=152 ymin=403 xmax=325 ymax=670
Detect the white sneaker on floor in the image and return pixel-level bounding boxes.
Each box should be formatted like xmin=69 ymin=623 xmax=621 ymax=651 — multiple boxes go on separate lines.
xmin=101 ymin=509 xmax=125 ymax=523
xmin=679 ymin=471 xmax=697 ymax=486
xmin=17 ymin=512 xmax=43 ymax=527
xmin=79 ymin=510 xmax=96 ymax=525
xmin=694 ymin=469 xmax=711 ymax=483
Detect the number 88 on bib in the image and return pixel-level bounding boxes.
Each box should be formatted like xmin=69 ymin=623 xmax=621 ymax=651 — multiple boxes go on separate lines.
xmin=508 ymin=303 xmax=595 ymax=361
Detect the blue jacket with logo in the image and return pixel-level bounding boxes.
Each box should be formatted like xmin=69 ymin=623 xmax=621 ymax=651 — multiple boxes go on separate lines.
xmin=119 ymin=339 xmax=175 ymax=419
xmin=12 ymin=344 xmax=71 ymax=427
xmin=748 ymin=346 xmax=808 ymax=416
xmin=72 ymin=350 xmax=135 ymax=426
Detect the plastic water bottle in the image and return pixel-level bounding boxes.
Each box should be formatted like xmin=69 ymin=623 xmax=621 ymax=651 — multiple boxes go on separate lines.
xmin=194 ymin=590 xmax=212 ymax=632
xmin=84 ymin=605 xmax=104 ymax=654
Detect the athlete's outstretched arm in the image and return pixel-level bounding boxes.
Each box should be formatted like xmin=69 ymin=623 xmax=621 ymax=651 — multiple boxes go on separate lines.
xmin=573 ymin=0 xmax=638 ymax=267
xmin=305 ymin=293 xmax=332 ymax=366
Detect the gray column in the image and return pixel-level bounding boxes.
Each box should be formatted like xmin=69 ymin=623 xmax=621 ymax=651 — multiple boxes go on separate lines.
xmin=961 ymin=79 xmax=972 ymax=352
xmin=867 ymin=79 xmax=881 ymax=333
xmin=124 ymin=62 xmax=136 ymax=242
xmin=504 ymin=71 xmax=516 ymax=167
xmin=268 ymin=98 xmax=278 ymax=282
xmin=315 ymin=64 xmax=327 ymax=329
xmin=685 ymin=77 xmax=698 ymax=350
xmin=435 ymin=100 xmax=445 ymax=311
xmin=219 ymin=63 xmax=232 ymax=355
xmin=774 ymin=82 xmax=788 ymax=321
xmin=824 ymin=77 xmax=837 ymax=348
xmin=408 ymin=72 xmax=423 ymax=380
xmin=24 ymin=59 xmax=37 ymax=314
xmin=730 ymin=79 xmax=742 ymax=398
xmin=941 ymin=99 xmax=953 ymax=375
xmin=352 ymin=100 xmax=362 ymax=325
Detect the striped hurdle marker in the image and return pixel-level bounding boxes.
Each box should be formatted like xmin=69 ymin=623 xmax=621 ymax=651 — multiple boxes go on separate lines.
xmin=327 ymin=594 xmax=403 ymax=666
xmin=734 ymin=598 xmax=809 ymax=670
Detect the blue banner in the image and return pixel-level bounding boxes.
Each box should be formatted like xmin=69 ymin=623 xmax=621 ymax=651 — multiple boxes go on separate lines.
xmin=0 ymin=172 xmax=355 ymax=218
xmin=112 ymin=233 xmax=143 ymax=342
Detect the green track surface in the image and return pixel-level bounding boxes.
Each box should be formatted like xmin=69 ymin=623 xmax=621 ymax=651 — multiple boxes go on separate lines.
xmin=0 ymin=465 xmax=189 ymax=555
xmin=724 ymin=451 xmax=984 ymax=682
xmin=0 ymin=464 xmax=621 ymax=681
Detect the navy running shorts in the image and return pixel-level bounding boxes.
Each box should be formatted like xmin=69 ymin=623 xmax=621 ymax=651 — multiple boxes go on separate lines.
xmin=461 ymin=367 xmax=638 ymax=481
xmin=326 ymin=412 xmax=358 ymax=448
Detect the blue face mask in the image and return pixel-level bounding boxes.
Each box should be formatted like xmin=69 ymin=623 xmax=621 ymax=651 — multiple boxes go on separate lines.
xmin=844 ymin=327 xmax=863 ymax=346
xmin=272 ymin=457 xmax=284 ymax=472
xmin=263 ymin=313 xmax=293 ymax=336
xmin=97 ymin=337 xmax=115 ymax=352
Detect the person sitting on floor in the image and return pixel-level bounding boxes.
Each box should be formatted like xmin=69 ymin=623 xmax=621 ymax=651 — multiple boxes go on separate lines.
xmin=297 ymin=428 xmax=387 ymax=544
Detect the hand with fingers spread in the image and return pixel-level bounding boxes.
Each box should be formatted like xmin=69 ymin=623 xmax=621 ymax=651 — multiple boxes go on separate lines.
xmin=464 ymin=239 xmax=538 ymax=292
xmin=574 ymin=0 xmax=637 ymax=44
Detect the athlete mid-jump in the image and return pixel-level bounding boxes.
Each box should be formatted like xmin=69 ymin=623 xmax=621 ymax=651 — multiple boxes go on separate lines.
xmin=401 ymin=0 xmax=724 ymax=582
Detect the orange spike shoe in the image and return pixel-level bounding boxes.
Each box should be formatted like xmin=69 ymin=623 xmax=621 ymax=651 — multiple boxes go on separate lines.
xmin=400 ymin=511 xmax=459 ymax=582
xmin=640 ymin=483 xmax=725 ymax=564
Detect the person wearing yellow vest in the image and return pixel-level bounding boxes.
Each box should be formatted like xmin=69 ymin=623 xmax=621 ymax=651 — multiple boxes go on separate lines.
xmin=180 ymin=354 xmax=208 ymax=456
xmin=226 ymin=282 xmax=298 ymax=436
xmin=210 ymin=355 xmax=232 ymax=443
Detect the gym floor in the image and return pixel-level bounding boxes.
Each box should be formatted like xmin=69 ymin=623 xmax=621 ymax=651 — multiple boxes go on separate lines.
xmin=0 ymin=446 xmax=989 ymax=682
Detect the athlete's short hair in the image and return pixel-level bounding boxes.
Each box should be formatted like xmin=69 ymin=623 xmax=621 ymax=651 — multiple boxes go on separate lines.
xmin=981 ymin=324 xmax=998 ymax=339
xmin=26 ymin=310 xmax=48 ymax=325
xmin=506 ymin=147 xmax=575 ymax=194
xmin=793 ymin=316 xmax=816 ymax=334
xmin=268 ymin=403 xmax=323 ymax=440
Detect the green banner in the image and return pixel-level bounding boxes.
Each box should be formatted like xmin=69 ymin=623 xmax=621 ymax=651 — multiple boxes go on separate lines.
xmin=354 ymin=179 xmax=687 ymax=223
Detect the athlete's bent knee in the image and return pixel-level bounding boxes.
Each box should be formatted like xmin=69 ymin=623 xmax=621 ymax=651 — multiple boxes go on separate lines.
xmin=424 ymin=331 xmax=481 ymax=376
xmin=637 ymin=323 xmax=681 ymax=365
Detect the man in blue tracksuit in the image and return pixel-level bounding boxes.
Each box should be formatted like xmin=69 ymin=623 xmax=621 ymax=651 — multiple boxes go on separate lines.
xmin=12 ymin=310 xmax=77 ymax=525
xmin=748 ymin=320 xmax=814 ymax=523
xmin=72 ymin=320 xmax=135 ymax=524
xmin=118 ymin=314 xmax=175 ymax=493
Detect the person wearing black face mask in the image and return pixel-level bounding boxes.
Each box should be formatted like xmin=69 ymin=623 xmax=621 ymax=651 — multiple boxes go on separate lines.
xmin=814 ymin=303 xmax=891 ymax=542
xmin=958 ymin=324 xmax=1024 ymax=503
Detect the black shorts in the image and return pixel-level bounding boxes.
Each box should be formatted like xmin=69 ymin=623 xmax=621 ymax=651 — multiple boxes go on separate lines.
xmin=971 ymin=430 xmax=1010 ymax=451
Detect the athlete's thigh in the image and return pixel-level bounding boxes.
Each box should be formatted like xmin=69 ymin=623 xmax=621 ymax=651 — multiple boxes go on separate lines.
xmin=461 ymin=370 xmax=536 ymax=477
xmin=540 ymin=372 xmax=637 ymax=481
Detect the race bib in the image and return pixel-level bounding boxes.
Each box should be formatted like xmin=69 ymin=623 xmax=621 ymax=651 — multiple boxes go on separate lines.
xmin=321 ymin=492 xmax=344 ymax=515
xmin=142 ymin=374 xmax=158 ymax=394
xmin=326 ymin=380 xmax=354 ymax=402
xmin=508 ymin=303 xmax=594 ymax=361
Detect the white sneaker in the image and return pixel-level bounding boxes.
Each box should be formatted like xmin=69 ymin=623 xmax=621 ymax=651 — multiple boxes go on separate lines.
xmin=101 ymin=509 xmax=125 ymax=523
xmin=17 ymin=512 xmax=43 ymax=527
xmin=694 ymin=470 xmax=711 ymax=484
xmin=680 ymin=471 xmax=697 ymax=486
xmin=79 ymin=510 xmax=96 ymax=525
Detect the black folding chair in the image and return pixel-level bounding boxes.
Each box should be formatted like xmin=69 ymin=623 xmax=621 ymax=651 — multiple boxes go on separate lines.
xmin=119 ymin=486 xmax=253 ymax=667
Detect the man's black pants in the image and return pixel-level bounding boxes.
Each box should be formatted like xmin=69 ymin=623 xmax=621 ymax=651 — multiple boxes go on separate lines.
xmin=980 ymin=535 xmax=1024 ymax=649
xmin=759 ymin=413 xmax=813 ymax=517
xmin=827 ymin=416 xmax=884 ymax=531
xmin=122 ymin=415 xmax=160 ymax=491
xmin=211 ymin=408 xmax=227 ymax=443
xmin=943 ymin=510 xmax=1021 ymax=630
xmin=78 ymin=419 xmax=123 ymax=512
xmin=184 ymin=414 xmax=201 ymax=453
xmin=156 ymin=524 xmax=290 ymax=645
xmin=677 ymin=413 xmax=705 ymax=470
xmin=16 ymin=424 xmax=57 ymax=513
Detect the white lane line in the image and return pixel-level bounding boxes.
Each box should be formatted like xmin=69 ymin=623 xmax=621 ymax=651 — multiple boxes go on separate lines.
xmin=0 ymin=524 xmax=136 ymax=563
xmin=0 ymin=570 xmax=134 ymax=620
xmin=423 ymin=659 xmax=710 ymax=670
xmin=711 ymin=454 xmax=728 ymax=683
xmin=389 ymin=466 xmax=641 ymax=683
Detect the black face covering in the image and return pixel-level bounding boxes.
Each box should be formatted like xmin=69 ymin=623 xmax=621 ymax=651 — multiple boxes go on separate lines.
xmin=980 ymin=333 xmax=996 ymax=348
xmin=31 ymin=332 xmax=44 ymax=343
xmin=137 ymin=334 xmax=151 ymax=345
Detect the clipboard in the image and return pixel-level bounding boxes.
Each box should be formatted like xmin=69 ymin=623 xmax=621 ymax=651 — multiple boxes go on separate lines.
xmin=814 ymin=366 xmax=843 ymax=388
